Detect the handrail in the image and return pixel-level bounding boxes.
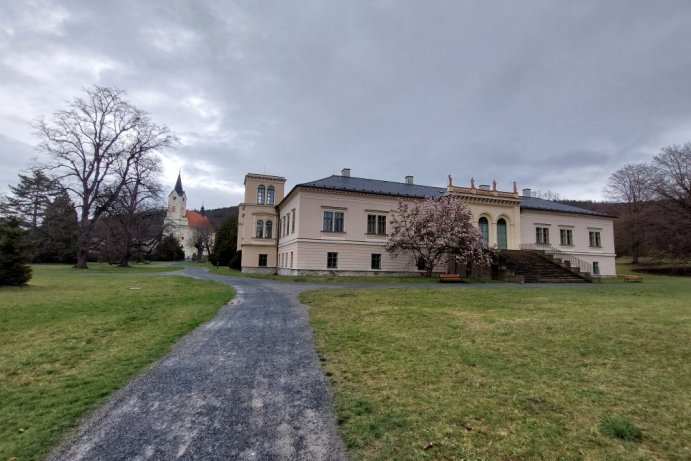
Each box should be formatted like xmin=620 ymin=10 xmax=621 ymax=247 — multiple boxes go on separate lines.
xmin=519 ymin=243 xmax=592 ymax=276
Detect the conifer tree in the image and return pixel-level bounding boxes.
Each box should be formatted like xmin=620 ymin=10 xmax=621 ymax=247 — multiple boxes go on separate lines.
xmin=210 ymin=214 xmax=237 ymax=266
xmin=34 ymin=191 xmax=79 ymax=263
xmin=0 ymin=169 xmax=60 ymax=229
xmin=0 ymin=217 xmax=32 ymax=285
xmin=153 ymin=234 xmax=185 ymax=261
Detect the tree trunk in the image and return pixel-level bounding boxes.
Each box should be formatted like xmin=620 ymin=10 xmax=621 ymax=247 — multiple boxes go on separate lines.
xmin=74 ymin=219 xmax=91 ymax=268
xmin=74 ymin=247 xmax=89 ymax=268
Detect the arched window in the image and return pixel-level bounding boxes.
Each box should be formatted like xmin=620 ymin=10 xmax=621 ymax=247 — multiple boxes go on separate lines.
xmin=257 ymin=185 xmax=266 ymax=205
xmin=478 ymin=217 xmax=489 ymax=244
xmin=256 ymin=220 xmax=264 ymax=238
xmin=497 ymin=218 xmax=508 ymax=249
xmin=267 ymin=185 xmax=275 ymax=205
xmin=265 ymin=220 xmax=273 ymax=239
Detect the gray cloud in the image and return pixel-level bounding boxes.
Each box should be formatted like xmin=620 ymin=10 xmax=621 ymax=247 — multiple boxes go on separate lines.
xmin=1 ymin=0 xmax=691 ymax=208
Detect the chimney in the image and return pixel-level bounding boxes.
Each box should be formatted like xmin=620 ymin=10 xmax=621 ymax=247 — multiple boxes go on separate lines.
xmin=522 ymin=188 xmax=532 ymax=197
xmin=479 ymin=184 xmax=490 ymax=191
xmin=341 ymin=168 xmax=350 ymax=177
xmin=405 ymin=175 xmax=413 ymax=185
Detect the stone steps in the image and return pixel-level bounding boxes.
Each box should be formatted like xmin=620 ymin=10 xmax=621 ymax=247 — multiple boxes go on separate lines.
xmin=498 ymin=250 xmax=591 ymax=283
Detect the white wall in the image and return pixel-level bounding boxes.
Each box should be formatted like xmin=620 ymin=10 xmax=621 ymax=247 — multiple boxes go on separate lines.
xmin=520 ymin=211 xmax=617 ymax=276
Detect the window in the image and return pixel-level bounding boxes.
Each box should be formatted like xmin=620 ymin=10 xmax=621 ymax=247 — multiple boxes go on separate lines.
xmin=258 ymin=254 xmax=267 ymax=267
xmin=290 ymin=252 xmax=294 ymax=267
xmin=327 ymin=252 xmax=338 ymax=268
xmin=286 ymin=213 xmax=290 ymax=236
xmin=559 ymin=228 xmax=573 ymax=246
xmin=323 ymin=211 xmax=344 ymax=232
xmin=536 ymin=227 xmax=549 ymax=244
xmin=267 ymin=185 xmax=275 ymax=205
xmin=371 ymin=253 xmax=381 ymax=270
xmin=592 ymin=261 xmax=600 ymax=275
xmin=417 ymin=256 xmax=426 ymax=271
xmin=256 ymin=220 xmax=264 ymax=238
xmin=291 ymin=209 xmax=296 ymax=233
xmin=367 ymin=214 xmax=387 ymax=235
xmin=497 ymin=218 xmax=508 ymax=249
xmin=257 ymin=185 xmax=266 ymax=205
xmin=589 ymin=231 xmax=602 ymax=247
xmin=265 ymin=220 xmax=273 ymax=239
xmin=478 ymin=217 xmax=489 ymax=243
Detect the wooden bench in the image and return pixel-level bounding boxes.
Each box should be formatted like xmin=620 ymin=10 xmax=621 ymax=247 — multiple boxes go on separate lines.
xmin=624 ymin=275 xmax=643 ymax=283
xmin=439 ymin=274 xmax=462 ymax=283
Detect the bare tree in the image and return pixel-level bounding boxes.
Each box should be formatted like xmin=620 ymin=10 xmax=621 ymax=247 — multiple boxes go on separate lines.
xmin=34 ymin=86 xmax=177 ymax=268
xmin=533 ymin=190 xmax=561 ymax=201
xmin=653 ymin=144 xmax=691 ymax=217
xmin=650 ymin=144 xmax=691 ymax=257
xmin=604 ymin=163 xmax=656 ymax=263
xmin=191 ymin=219 xmax=215 ymax=261
xmin=99 ymin=155 xmax=164 ymax=266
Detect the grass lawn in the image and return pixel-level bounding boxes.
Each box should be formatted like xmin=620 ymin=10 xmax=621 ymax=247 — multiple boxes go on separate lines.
xmin=0 ymin=264 xmax=234 ymax=461
xmin=303 ymin=272 xmax=690 ymax=460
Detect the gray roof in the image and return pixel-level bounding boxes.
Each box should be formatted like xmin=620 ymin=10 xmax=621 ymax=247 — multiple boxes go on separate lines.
xmin=519 ymin=196 xmax=611 ymax=217
xmin=298 ymin=175 xmax=446 ymax=198
xmin=174 ymin=173 xmax=184 ymax=195
xmin=295 ymin=175 xmax=609 ymax=217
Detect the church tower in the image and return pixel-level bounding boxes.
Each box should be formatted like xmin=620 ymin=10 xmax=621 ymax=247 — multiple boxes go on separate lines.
xmin=167 ymin=173 xmax=187 ymax=223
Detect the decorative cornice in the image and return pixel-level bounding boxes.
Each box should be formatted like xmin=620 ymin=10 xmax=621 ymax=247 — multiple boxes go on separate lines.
xmin=245 ymin=173 xmax=286 ymax=183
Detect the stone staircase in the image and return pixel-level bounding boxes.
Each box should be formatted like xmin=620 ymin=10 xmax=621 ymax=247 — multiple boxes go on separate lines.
xmin=495 ymin=250 xmax=592 ymax=283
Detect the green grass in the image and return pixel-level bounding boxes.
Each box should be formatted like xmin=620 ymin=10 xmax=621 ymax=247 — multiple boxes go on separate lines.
xmin=0 ymin=264 xmax=234 ymax=461
xmin=303 ymin=271 xmax=691 ymax=460
xmin=599 ymin=414 xmax=643 ymax=442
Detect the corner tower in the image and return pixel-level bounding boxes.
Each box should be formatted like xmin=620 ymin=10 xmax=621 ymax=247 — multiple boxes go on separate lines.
xmin=237 ymin=173 xmax=286 ymax=273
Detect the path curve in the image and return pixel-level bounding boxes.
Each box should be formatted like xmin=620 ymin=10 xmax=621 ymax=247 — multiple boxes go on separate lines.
xmin=48 ymin=266 xmax=347 ymax=461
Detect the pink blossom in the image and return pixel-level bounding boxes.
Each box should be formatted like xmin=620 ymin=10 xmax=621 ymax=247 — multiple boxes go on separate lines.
xmin=386 ymin=196 xmax=495 ymax=276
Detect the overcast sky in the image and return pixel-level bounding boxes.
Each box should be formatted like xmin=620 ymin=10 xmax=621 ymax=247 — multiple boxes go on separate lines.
xmin=2 ymin=0 xmax=690 ymax=209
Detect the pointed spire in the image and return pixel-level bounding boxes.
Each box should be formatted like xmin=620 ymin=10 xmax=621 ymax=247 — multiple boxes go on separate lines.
xmin=174 ymin=172 xmax=184 ymax=195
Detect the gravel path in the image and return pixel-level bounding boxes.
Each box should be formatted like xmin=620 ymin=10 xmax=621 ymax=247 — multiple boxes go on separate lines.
xmin=47 ymin=266 xmax=346 ymax=461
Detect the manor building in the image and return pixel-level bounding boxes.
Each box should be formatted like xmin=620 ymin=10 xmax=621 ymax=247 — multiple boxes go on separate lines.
xmin=164 ymin=173 xmax=214 ymax=260
xmin=236 ymin=169 xmax=616 ymax=278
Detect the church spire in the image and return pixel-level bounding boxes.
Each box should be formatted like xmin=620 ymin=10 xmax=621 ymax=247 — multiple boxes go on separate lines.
xmin=174 ymin=172 xmax=184 ymax=195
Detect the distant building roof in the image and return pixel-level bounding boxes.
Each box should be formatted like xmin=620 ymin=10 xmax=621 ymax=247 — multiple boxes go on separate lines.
xmin=186 ymin=210 xmax=213 ymax=229
xmin=294 ymin=174 xmax=609 ymax=217
xmin=174 ymin=173 xmax=185 ymax=195
xmin=298 ymin=175 xmax=446 ymax=198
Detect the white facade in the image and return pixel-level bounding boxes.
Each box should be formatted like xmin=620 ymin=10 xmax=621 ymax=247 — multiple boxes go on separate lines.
xmin=238 ymin=171 xmax=617 ymax=277
xmin=520 ymin=210 xmax=616 ymax=276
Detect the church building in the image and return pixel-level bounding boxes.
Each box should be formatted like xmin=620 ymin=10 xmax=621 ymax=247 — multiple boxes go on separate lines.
xmin=236 ymin=169 xmax=616 ymax=278
xmin=164 ymin=173 xmax=214 ymax=260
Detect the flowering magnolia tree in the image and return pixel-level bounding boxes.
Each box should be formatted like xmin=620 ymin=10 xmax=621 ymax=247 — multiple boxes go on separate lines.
xmin=385 ymin=196 xmax=495 ymax=276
